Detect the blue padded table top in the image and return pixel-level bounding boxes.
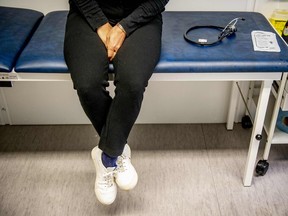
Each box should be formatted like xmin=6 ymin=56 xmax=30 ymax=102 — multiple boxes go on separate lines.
xmin=15 ymin=11 xmax=68 ymax=73
xmin=0 ymin=6 xmax=43 ymax=72
xmin=157 ymin=11 xmax=288 ymax=73
xmin=15 ymin=11 xmax=288 ymax=73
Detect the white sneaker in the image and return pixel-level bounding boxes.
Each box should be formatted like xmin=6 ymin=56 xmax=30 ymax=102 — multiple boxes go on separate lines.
xmin=91 ymin=146 xmax=117 ymax=205
xmin=115 ymin=144 xmax=138 ymax=190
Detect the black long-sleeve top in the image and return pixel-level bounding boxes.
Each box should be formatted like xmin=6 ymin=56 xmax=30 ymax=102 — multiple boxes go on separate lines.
xmin=69 ymin=0 xmax=169 ymax=37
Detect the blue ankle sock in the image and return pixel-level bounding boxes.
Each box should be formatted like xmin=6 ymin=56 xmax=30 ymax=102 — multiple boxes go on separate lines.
xmin=101 ymin=152 xmax=118 ymax=168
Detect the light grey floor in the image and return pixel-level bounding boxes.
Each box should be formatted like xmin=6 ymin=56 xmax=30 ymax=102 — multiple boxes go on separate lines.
xmin=0 ymin=124 xmax=288 ymax=216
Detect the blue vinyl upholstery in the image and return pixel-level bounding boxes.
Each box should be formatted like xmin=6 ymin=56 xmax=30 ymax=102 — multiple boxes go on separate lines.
xmin=15 ymin=11 xmax=288 ymax=73
xmin=156 ymin=11 xmax=288 ymax=73
xmin=15 ymin=11 xmax=68 ymax=72
xmin=0 ymin=7 xmax=43 ymax=72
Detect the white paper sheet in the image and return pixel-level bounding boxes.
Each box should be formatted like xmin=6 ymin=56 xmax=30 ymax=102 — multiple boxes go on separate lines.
xmin=251 ymin=30 xmax=281 ymax=52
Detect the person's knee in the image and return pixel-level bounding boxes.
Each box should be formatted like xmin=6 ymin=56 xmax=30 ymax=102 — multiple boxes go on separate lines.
xmin=76 ymin=83 xmax=107 ymax=102
xmin=116 ymin=78 xmax=147 ymax=98
xmin=77 ymin=87 xmax=96 ymax=102
xmin=75 ymin=76 xmax=109 ymax=93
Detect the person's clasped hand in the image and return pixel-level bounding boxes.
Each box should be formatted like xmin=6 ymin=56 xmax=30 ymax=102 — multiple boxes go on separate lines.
xmin=97 ymin=22 xmax=126 ymax=61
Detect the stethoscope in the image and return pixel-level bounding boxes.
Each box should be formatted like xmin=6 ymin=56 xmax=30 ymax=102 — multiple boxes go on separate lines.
xmin=184 ymin=17 xmax=245 ymax=46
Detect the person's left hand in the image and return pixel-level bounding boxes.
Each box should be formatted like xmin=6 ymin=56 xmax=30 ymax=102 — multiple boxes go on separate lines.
xmin=106 ymin=25 xmax=126 ymax=61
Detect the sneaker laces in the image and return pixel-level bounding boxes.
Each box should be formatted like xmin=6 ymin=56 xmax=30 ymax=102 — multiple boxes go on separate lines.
xmin=116 ymin=156 xmax=129 ymax=173
xmin=98 ymin=168 xmax=116 ymax=188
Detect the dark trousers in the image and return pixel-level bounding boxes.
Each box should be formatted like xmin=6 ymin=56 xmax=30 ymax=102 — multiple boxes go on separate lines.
xmin=64 ymin=9 xmax=163 ymax=157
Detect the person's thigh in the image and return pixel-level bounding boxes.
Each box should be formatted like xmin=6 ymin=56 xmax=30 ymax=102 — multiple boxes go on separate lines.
xmin=64 ymin=10 xmax=110 ymax=90
xmin=112 ymin=15 xmax=163 ymax=88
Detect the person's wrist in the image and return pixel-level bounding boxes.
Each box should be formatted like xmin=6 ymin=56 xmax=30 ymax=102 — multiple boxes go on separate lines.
xmin=116 ymin=23 xmax=126 ymax=35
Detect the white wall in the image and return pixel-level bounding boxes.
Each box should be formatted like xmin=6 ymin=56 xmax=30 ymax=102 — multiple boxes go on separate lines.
xmin=1 ymin=81 xmax=232 ymax=125
xmin=254 ymin=0 xmax=288 ymax=18
xmin=0 ymin=0 xmax=278 ymax=125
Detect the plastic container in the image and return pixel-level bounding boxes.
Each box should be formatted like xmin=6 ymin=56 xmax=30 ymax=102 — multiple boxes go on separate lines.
xmin=276 ymin=108 xmax=288 ymax=133
xmin=269 ymin=9 xmax=288 ymax=35
xmin=282 ymin=20 xmax=288 ymax=44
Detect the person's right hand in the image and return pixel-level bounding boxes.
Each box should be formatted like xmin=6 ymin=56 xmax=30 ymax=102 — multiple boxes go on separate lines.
xmin=106 ymin=25 xmax=126 ymax=61
xmin=97 ymin=22 xmax=112 ymax=47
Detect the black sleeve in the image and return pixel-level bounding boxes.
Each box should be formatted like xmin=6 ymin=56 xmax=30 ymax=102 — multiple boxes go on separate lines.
xmin=119 ymin=0 xmax=169 ymax=37
xmin=69 ymin=0 xmax=108 ymax=31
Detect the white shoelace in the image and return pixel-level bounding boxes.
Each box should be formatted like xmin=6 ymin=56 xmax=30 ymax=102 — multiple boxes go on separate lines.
xmin=99 ymin=169 xmax=116 ymax=188
xmin=116 ymin=156 xmax=129 ymax=173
